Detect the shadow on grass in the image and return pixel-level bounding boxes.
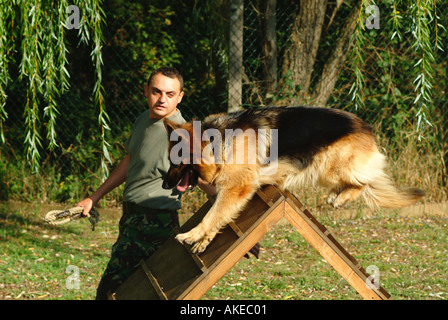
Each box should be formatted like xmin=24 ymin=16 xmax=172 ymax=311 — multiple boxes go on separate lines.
xmin=0 ymin=203 xmax=110 ymax=258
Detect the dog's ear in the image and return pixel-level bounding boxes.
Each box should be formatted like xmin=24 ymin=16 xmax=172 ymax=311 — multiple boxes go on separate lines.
xmin=164 ymin=119 xmax=191 ymax=144
xmin=163 ymin=118 xmax=178 ymax=136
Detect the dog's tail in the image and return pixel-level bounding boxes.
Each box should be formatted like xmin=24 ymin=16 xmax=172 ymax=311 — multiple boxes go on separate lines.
xmin=362 ymin=173 xmax=425 ymax=209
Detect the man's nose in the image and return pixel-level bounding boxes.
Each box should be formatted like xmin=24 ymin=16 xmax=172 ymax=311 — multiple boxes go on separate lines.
xmin=159 ymin=92 xmax=167 ymax=103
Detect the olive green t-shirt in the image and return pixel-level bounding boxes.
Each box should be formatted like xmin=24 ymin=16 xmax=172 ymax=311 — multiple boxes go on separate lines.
xmin=123 ymin=109 xmax=186 ymax=210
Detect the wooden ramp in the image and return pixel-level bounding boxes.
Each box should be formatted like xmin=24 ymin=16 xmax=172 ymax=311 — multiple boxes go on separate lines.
xmin=109 ymin=185 xmax=391 ymax=300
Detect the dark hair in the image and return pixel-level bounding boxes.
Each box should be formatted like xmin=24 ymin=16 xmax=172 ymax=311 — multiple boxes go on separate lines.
xmin=147 ymin=67 xmax=184 ymax=92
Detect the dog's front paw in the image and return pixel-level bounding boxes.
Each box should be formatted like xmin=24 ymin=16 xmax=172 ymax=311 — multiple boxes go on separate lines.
xmin=175 ymin=227 xmax=204 ymax=246
xmin=175 ymin=227 xmax=217 ymax=253
xmin=191 ymin=238 xmax=212 ymax=254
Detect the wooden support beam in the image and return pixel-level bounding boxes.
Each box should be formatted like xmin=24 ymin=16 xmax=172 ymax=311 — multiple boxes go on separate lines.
xmin=110 ymin=185 xmax=391 ymax=300
xmin=283 ymin=191 xmax=391 ymax=300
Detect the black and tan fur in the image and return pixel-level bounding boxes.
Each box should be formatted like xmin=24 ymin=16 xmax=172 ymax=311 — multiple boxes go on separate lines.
xmin=163 ymin=106 xmax=424 ymax=253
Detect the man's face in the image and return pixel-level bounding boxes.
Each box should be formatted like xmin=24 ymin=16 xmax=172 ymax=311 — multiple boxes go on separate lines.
xmin=144 ymin=73 xmax=184 ymax=119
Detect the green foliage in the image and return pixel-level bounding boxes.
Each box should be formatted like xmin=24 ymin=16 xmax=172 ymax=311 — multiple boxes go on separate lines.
xmin=348 ymin=0 xmax=371 ymax=111
xmin=87 ymin=0 xmax=110 ymax=181
xmin=409 ymin=0 xmax=442 ymax=138
xmin=0 ymin=0 xmax=447 ymax=204
xmin=271 ymin=70 xmax=301 ymax=104
xmin=333 ymin=0 xmax=446 ymax=142
xmin=0 ymin=3 xmax=14 ymax=144
xmin=0 ymin=0 xmax=109 ymax=177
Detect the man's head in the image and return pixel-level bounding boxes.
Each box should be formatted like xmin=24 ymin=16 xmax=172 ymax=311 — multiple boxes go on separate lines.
xmin=145 ymin=67 xmax=184 ymax=119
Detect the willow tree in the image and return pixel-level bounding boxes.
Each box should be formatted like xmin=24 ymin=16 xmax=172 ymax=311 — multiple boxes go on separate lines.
xmin=274 ymin=0 xmax=443 ymax=135
xmin=347 ymin=0 xmax=442 ymax=135
xmin=0 ymin=0 xmax=110 ymax=178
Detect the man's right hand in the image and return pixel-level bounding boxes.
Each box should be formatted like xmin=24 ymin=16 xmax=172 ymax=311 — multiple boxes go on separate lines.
xmin=77 ymin=197 xmax=94 ymax=217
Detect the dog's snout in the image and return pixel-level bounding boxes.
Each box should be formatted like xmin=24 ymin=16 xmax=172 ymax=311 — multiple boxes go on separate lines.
xmin=162 ymin=178 xmax=171 ymax=189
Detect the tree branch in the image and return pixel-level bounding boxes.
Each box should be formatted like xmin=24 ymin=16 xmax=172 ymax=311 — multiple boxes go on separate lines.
xmin=312 ymin=1 xmax=362 ymax=106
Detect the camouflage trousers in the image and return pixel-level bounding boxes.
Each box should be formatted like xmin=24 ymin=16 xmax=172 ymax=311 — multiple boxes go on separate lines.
xmin=96 ymin=202 xmax=179 ymax=300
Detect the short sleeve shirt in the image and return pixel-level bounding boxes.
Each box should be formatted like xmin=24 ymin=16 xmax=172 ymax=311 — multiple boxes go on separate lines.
xmin=123 ymin=109 xmax=186 ymax=210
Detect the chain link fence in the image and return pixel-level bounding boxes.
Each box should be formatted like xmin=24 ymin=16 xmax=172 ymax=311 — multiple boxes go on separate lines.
xmin=0 ymin=0 xmax=447 ymax=202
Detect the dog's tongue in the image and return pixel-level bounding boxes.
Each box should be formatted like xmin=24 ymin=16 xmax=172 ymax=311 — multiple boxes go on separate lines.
xmin=177 ymin=170 xmax=190 ymax=192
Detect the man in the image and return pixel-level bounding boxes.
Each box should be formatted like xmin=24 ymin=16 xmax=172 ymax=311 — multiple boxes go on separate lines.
xmin=77 ymin=67 xmax=215 ymax=299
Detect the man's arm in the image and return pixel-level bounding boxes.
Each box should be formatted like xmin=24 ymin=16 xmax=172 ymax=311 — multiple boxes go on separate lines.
xmin=77 ymin=154 xmax=130 ymax=216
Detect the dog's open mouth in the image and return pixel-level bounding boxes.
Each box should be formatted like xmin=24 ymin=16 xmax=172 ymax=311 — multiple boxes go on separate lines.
xmin=176 ymin=168 xmax=199 ymax=192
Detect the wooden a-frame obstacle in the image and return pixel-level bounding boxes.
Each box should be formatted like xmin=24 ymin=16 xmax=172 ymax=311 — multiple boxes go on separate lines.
xmin=109 ymin=185 xmax=391 ymax=300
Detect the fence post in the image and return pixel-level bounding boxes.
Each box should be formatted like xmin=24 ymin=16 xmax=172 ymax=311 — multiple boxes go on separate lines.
xmin=263 ymin=0 xmax=277 ymax=99
xmin=228 ymin=0 xmax=244 ymax=112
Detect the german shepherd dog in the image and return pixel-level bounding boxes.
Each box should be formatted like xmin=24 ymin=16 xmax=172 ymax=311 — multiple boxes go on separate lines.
xmin=162 ymin=106 xmax=424 ymax=253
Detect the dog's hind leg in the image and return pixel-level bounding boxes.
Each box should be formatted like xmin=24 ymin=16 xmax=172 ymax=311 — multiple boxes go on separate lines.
xmin=329 ymin=185 xmax=365 ymax=208
xmin=326 ymin=189 xmax=339 ymax=206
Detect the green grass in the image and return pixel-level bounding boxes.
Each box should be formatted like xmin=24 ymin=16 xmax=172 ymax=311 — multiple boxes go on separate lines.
xmin=0 ymin=206 xmax=117 ymax=299
xmin=0 ymin=202 xmax=447 ymax=300
xmin=205 ymin=214 xmax=448 ymax=300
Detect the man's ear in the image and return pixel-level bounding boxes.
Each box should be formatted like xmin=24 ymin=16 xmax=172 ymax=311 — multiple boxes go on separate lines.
xmin=178 ymin=91 xmax=184 ymax=104
xmin=144 ymin=84 xmax=149 ymax=98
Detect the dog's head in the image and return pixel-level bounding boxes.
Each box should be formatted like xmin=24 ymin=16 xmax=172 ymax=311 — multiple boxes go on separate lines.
xmin=162 ymin=119 xmax=200 ymax=191
xmin=162 ymin=161 xmax=199 ymax=192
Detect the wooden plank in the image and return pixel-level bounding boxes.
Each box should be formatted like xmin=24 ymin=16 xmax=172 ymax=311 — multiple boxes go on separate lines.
xmin=112 ymin=266 xmax=162 ymax=300
xmin=196 ymin=186 xmax=278 ymax=268
xmin=256 ymin=188 xmax=274 ymax=206
xmin=179 ymin=243 xmax=207 ymax=272
xmin=228 ymin=221 xmax=244 ymax=237
xmin=111 ymin=187 xmax=284 ymax=300
xmin=112 ymin=237 xmax=205 ymax=300
xmin=111 ymin=185 xmax=392 ymax=300
xmin=140 ymin=259 xmax=168 ymax=300
xmin=112 ymin=201 xmax=214 ymax=300
xmin=284 ymin=196 xmax=391 ymax=300
xmin=178 ymin=195 xmax=285 ymax=300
